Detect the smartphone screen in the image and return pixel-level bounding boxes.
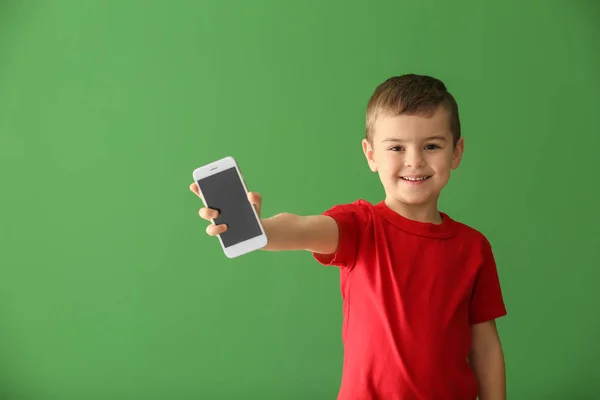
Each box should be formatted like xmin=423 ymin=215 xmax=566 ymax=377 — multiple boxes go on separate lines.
xmin=196 ymin=167 xmax=263 ymax=248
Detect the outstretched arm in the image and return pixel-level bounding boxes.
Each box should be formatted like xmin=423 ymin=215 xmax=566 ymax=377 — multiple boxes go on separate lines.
xmin=261 ymin=213 xmax=339 ymax=254
xmin=190 ymin=184 xmax=339 ymax=255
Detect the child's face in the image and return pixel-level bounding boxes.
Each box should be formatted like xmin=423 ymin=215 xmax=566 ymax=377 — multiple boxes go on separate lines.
xmin=362 ymin=108 xmax=464 ymax=212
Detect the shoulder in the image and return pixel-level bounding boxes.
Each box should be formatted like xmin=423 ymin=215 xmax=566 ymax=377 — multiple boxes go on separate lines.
xmin=319 ymin=199 xmax=376 ymax=233
xmin=322 ymin=199 xmax=375 ymax=220
xmin=448 ymin=216 xmax=494 ymax=252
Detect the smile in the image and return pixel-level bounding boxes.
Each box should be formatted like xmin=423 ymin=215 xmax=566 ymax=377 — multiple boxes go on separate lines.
xmin=400 ymin=176 xmax=431 ymax=182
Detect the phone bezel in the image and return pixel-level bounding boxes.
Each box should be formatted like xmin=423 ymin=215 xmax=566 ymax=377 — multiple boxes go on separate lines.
xmin=192 ymin=156 xmax=267 ymax=258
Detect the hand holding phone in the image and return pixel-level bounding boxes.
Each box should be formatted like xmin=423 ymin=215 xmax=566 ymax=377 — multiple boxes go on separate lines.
xmin=191 ymin=157 xmax=267 ymax=258
xmin=190 ymin=186 xmax=262 ymax=236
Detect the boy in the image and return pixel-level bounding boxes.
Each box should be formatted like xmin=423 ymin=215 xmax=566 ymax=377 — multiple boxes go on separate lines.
xmin=190 ymin=74 xmax=507 ymax=400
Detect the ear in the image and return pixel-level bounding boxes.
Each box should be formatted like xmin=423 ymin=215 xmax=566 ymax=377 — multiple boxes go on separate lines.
xmin=451 ymin=137 xmax=464 ymax=170
xmin=362 ymin=139 xmax=378 ymax=172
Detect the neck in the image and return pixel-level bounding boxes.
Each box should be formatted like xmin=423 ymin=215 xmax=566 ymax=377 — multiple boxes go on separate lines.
xmin=384 ymin=197 xmax=443 ymax=224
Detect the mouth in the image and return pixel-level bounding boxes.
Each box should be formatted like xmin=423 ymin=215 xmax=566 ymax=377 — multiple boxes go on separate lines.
xmin=400 ymin=175 xmax=431 ymax=182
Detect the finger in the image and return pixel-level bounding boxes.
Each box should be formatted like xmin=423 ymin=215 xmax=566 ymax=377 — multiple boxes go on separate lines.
xmin=189 ymin=183 xmax=201 ymax=198
xmin=206 ymin=223 xmax=227 ymax=236
xmin=199 ymin=207 xmax=219 ymax=220
xmin=247 ymin=192 xmax=262 ymax=215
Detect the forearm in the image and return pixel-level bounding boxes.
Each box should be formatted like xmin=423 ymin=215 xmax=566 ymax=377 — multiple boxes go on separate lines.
xmin=261 ymin=213 xmax=305 ymax=251
xmin=261 ymin=213 xmax=338 ymax=254
xmin=470 ymin=340 xmax=506 ymax=400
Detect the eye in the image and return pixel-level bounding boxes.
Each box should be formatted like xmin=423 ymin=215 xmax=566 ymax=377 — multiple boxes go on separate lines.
xmin=425 ymin=144 xmax=441 ymax=150
xmin=389 ymin=146 xmax=404 ymax=152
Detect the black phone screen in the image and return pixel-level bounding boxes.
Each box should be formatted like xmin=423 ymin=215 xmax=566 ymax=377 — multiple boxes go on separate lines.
xmin=196 ymin=167 xmax=262 ymax=248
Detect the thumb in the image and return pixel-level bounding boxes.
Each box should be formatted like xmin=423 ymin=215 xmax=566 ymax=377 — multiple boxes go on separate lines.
xmin=247 ymin=192 xmax=262 ymax=217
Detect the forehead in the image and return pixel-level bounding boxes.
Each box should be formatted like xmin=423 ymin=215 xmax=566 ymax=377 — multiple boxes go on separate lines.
xmin=372 ymin=108 xmax=452 ymax=141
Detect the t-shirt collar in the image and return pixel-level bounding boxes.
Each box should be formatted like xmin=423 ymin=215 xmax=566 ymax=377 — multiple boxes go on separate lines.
xmin=374 ymin=201 xmax=457 ymax=239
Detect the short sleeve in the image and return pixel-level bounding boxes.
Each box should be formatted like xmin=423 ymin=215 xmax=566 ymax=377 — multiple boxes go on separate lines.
xmin=469 ymin=238 xmax=507 ymax=325
xmin=312 ymin=201 xmax=369 ymax=272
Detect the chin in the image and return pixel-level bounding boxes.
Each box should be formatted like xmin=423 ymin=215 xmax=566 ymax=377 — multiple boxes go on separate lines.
xmin=386 ymin=191 xmax=431 ymax=206
xmin=397 ymin=196 xmax=433 ymax=206
xmin=388 ymin=187 xmax=439 ymax=207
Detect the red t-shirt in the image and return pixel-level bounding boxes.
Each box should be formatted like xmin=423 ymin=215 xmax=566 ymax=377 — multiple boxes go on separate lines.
xmin=313 ymin=200 xmax=507 ymax=400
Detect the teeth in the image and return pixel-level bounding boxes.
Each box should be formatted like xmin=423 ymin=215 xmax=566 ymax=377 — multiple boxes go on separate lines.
xmin=402 ymin=176 xmax=428 ymax=181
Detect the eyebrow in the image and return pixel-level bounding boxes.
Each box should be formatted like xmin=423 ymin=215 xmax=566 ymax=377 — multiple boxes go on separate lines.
xmin=382 ymin=135 xmax=448 ymax=142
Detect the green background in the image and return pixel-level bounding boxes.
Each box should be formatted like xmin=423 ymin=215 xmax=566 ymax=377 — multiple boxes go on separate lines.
xmin=1 ymin=1 xmax=598 ymax=399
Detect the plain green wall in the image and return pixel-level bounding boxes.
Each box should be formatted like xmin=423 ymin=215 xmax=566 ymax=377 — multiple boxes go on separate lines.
xmin=1 ymin=1 xmax=598 ymax=399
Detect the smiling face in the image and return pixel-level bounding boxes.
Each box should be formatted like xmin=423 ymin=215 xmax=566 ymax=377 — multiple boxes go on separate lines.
xmin=362 ymin=108 xmax=464 ymax=222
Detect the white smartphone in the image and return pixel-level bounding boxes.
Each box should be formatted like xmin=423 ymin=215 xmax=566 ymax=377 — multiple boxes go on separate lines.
xmin=192 ymin=156 xmax=267 ymax=258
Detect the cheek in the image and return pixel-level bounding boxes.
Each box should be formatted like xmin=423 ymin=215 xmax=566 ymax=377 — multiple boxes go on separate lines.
xmin=377 ymin=152 xmax=402 ymax=171
xmin=431 ymin=152 xmax=454 ymax=171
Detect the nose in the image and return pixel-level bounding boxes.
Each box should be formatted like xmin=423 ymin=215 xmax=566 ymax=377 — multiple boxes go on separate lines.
xmin=404 ymin=148 xmax=425 ymax=168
